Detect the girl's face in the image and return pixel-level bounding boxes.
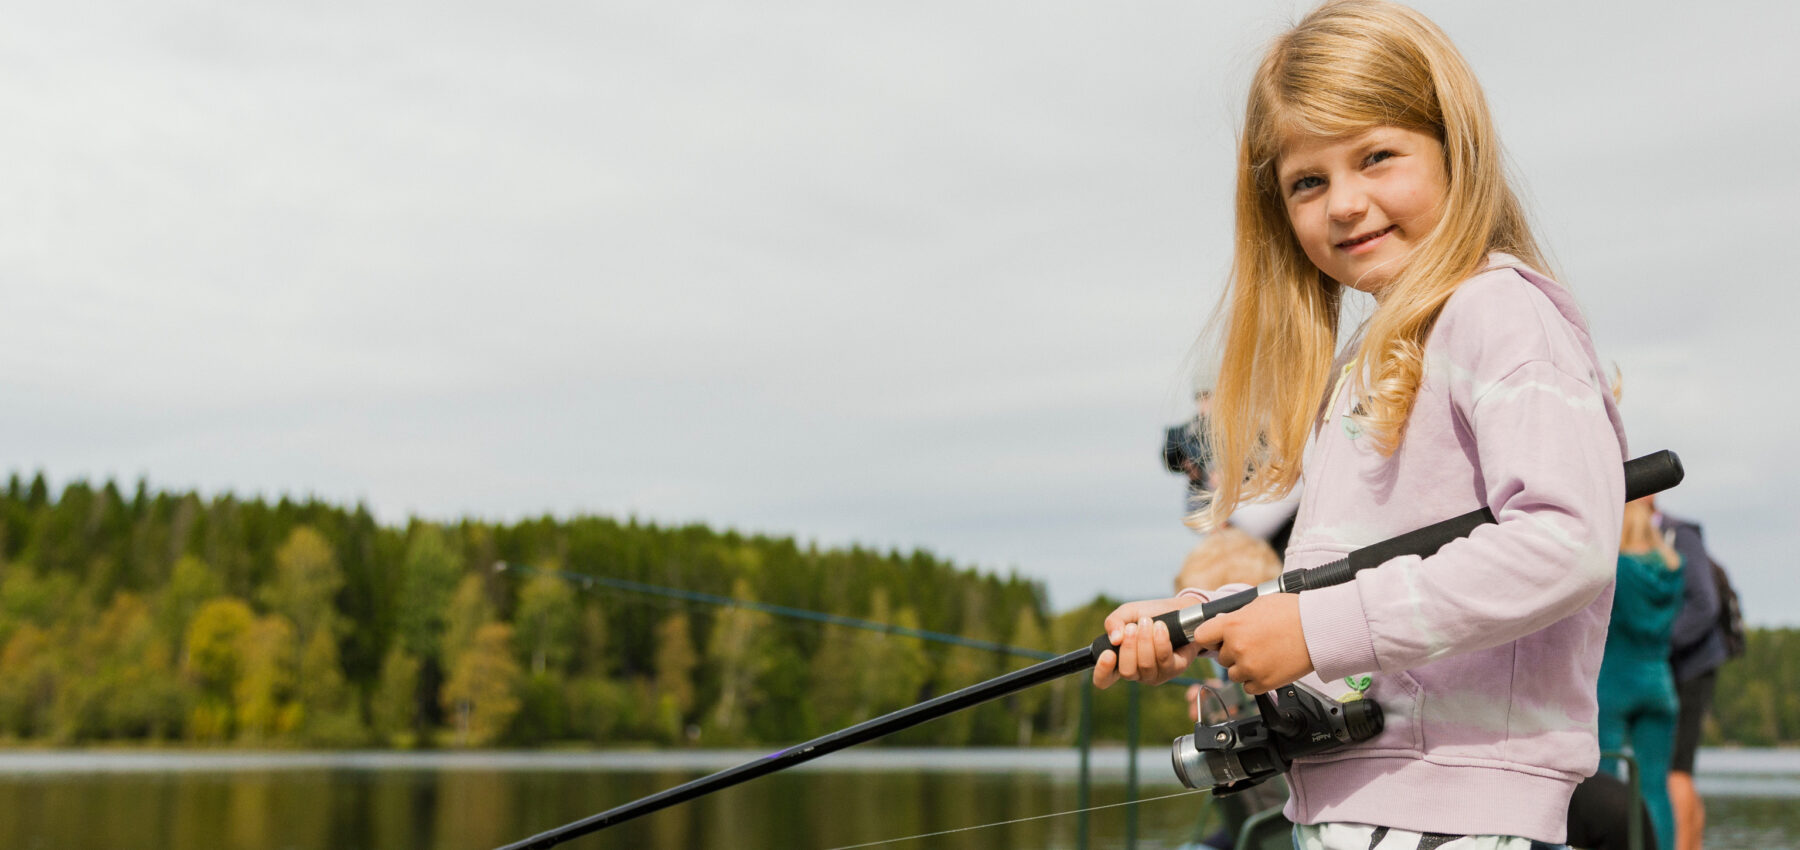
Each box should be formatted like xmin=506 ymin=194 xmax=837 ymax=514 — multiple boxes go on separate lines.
xmin=1276 ymin=126 xmax=1449 ymax=297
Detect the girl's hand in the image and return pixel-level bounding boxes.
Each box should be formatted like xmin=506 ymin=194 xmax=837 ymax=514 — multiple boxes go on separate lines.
xmin=1190 ymin=593 xmax=1314 ymax=695
xmin=1092 ymin=596 xmax=1203 ymax=689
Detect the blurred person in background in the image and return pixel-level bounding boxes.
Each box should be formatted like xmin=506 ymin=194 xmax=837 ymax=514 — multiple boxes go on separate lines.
xmin=1593 ymin=497 xmax=1687 ymax=850
xmin=1164 ymin=390 xmax=1300 ymax=553
xmin=1656 ymin=495 xmax=1739 ymax=850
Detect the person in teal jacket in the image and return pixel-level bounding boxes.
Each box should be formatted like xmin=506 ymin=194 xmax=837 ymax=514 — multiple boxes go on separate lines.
xmin=1598 ymin=497 xmax=1686 ymax=850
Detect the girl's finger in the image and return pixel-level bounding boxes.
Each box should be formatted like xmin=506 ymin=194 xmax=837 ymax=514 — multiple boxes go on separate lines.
xmin=1149 ymin=621 xmax=1178 ymax=682
xmin=1105 ymin=602 xmax=1143 ymax=638
xmin=1226 ymin=663 xmax=1249 ymax=685
xmin=1118 ymin=622 xmax=1139 ymax=680
xmin=1104 ymin=606 xmax=1131 ymax=638
xmin=1136 ymin=617 xmax=1158 ymax=678
xmin=1093 ymin=649 xmax=1120 ymax=688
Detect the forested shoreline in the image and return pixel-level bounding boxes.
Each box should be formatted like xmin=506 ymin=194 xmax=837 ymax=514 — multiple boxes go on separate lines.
xmin=0 ymin=475 xmax=1792 ymax=749
xmin=0 ymin=474 xmax=1192 ymax=748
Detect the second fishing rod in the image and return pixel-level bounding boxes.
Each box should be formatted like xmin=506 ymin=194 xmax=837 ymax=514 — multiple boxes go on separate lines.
xmin=499 ymin=449 xmax=1685 ymax=850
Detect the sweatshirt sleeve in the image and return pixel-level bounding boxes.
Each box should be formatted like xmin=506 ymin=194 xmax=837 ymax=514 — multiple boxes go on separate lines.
xmin=1301 ymin=278 xmax=1626 ymax=680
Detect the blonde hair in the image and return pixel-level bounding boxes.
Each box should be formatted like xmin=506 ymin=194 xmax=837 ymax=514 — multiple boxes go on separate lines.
xmin=1620 ymin=498 xmax=1678 ymax=569
xmin=1201 ymin=0 xmax=1547 ymax=528
xmin=1176 ymin=527 xmax=1284 ymax=592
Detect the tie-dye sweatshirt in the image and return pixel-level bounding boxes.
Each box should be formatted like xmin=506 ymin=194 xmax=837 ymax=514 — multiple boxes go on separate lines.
xmin=1282 ymin=255 xmax=1627 ymax=843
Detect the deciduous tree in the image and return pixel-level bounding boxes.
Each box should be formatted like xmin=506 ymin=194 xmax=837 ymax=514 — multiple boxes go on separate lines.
xmin=441 ymin=623 xmax=522 ymax=747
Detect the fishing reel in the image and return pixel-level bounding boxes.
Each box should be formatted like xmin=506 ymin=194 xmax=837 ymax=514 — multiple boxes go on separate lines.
xmin=1171 ymin=679 xmax=1383 ymax=795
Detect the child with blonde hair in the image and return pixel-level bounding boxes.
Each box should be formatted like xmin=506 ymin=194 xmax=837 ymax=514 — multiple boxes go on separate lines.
xmin=1176 ymin=526 xmax=1284 ymax=596
xmin=1096 ymin=2 xmax=1627 ymax=847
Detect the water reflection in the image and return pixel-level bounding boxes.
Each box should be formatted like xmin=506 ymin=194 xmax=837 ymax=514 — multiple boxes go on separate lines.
xmin=0 ymin=750 xmax=1792 ymax=850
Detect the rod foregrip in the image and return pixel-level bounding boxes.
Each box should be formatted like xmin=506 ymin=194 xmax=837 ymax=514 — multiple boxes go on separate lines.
xmin=1089 ymin=608 xmax=1198 ymax=661
xmin=1199 ymin=587 xmax=1260 ymax=621
xmin=1160 ymin=609 xmax=1190 ymax=651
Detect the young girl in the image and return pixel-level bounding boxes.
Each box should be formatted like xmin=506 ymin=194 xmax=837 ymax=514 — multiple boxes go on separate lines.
xmin=1094 ymin=2 xmax=1627 ymax=848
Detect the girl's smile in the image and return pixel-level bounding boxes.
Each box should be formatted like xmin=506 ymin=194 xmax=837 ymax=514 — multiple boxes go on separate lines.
xmin=1276 ymin=126 xmax=1449 ymax=296
xmin=1337 ymin=224 xmax=1396 ymax=254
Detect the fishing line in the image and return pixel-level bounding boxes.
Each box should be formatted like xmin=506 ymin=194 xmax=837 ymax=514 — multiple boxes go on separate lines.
xmin=818 ymin=787 xmax=1207 ymax=850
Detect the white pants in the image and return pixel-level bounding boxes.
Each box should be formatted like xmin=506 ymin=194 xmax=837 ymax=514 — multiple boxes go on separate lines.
xmin=1293 ymin=823 xmax=1566 ymax=850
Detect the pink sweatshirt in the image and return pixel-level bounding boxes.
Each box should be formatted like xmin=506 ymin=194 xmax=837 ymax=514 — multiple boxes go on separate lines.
xmin=1281 ymin=256 xmax=1626 ymax=843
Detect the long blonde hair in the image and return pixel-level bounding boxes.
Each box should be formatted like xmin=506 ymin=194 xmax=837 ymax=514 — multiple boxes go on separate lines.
xmin=1201 ymin=0 xmax=1546 ymax=528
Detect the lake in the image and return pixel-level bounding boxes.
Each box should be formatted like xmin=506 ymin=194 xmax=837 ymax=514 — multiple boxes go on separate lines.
xmin=0 ymin=748 xmax=1793 ymax=849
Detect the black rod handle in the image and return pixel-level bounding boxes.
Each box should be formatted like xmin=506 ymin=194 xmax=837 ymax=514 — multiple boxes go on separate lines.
xmin=1624 ymin=449 xmax=1684 ymax=502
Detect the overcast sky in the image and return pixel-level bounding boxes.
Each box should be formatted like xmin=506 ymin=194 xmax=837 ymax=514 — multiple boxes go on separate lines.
xmin=2 ymin=1 xmax=1795 ymax=625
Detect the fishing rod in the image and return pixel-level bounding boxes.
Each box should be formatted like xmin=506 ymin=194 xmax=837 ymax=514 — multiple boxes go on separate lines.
xmin=498 ymin=449 xmax=1684 ymax=850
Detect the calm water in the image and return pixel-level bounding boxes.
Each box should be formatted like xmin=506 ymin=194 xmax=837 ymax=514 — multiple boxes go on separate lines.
xmin=0 ymin=748 xmax=1793 ymax=850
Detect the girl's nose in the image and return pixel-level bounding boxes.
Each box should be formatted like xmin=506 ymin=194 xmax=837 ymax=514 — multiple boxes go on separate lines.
xmin=1327 ymin=182 xmax=1368 ymax=221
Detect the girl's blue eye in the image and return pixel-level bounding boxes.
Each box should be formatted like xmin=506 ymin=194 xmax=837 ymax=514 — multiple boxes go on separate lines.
xmin=1291 ymin=175 xmax=1324 ymax=193
xmin=1365 ymin=149 xmax=1396 ymax=166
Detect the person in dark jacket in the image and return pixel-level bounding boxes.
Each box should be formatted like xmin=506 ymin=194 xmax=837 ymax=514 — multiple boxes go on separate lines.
xmin=1656 ymin=495 xmax=1731 ymax=850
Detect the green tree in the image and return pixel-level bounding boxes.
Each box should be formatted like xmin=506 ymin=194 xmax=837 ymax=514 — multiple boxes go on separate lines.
xmin=53 ymin=593 xmax=161 ymax=742
xmin=299 ymin=627 xmax=366 ymax=746
xmin=515 ymin=573 xmax=577 ymax=676
xmin=653 ymin=613 xmax=698 ymax=725
xmin=513 ymin=672 xmax=568 ymax=745
xmin=861 ymin=602 xmax=934 ymax=720
xmin=260 ymin=526 xmax=343 ymax=642
xmin=442 ymin=574 xmax=494 ymax=669
xmin=183 ymin=596 xmax=256 ymax=742
xmin=806 ymin=623 xmax=865 ymax=733
xmin=234 ymin=614 xmax=300 ymax=742
xmin=107 ymin=635 xmax=187 ymax=741
xmin=575 ymin=602 xmax=611 ymax=677
xmin=1007 ymin=605 xmax=1050 ymax=745
xmin=705 ymin=579 xmax=776 ymax=743
xmin=396 ymin=525 xmax=462 ymax=664
xmin=932 ymin=615 xmax=1005 ymax=745
xmin=157 ymin=555 xmax=223 ymax=643
xmin=371 ymin=645 xmax=422 ymax=748
xmin=566 ymin=674 xmax=633 ymax=744
xmin=0 ymin=624 xmax=58 ymax=738
xmin=441 ymin=622 xmax=523 ymax=746
xmin=1 ymin=567 xmax=79 ymax=638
